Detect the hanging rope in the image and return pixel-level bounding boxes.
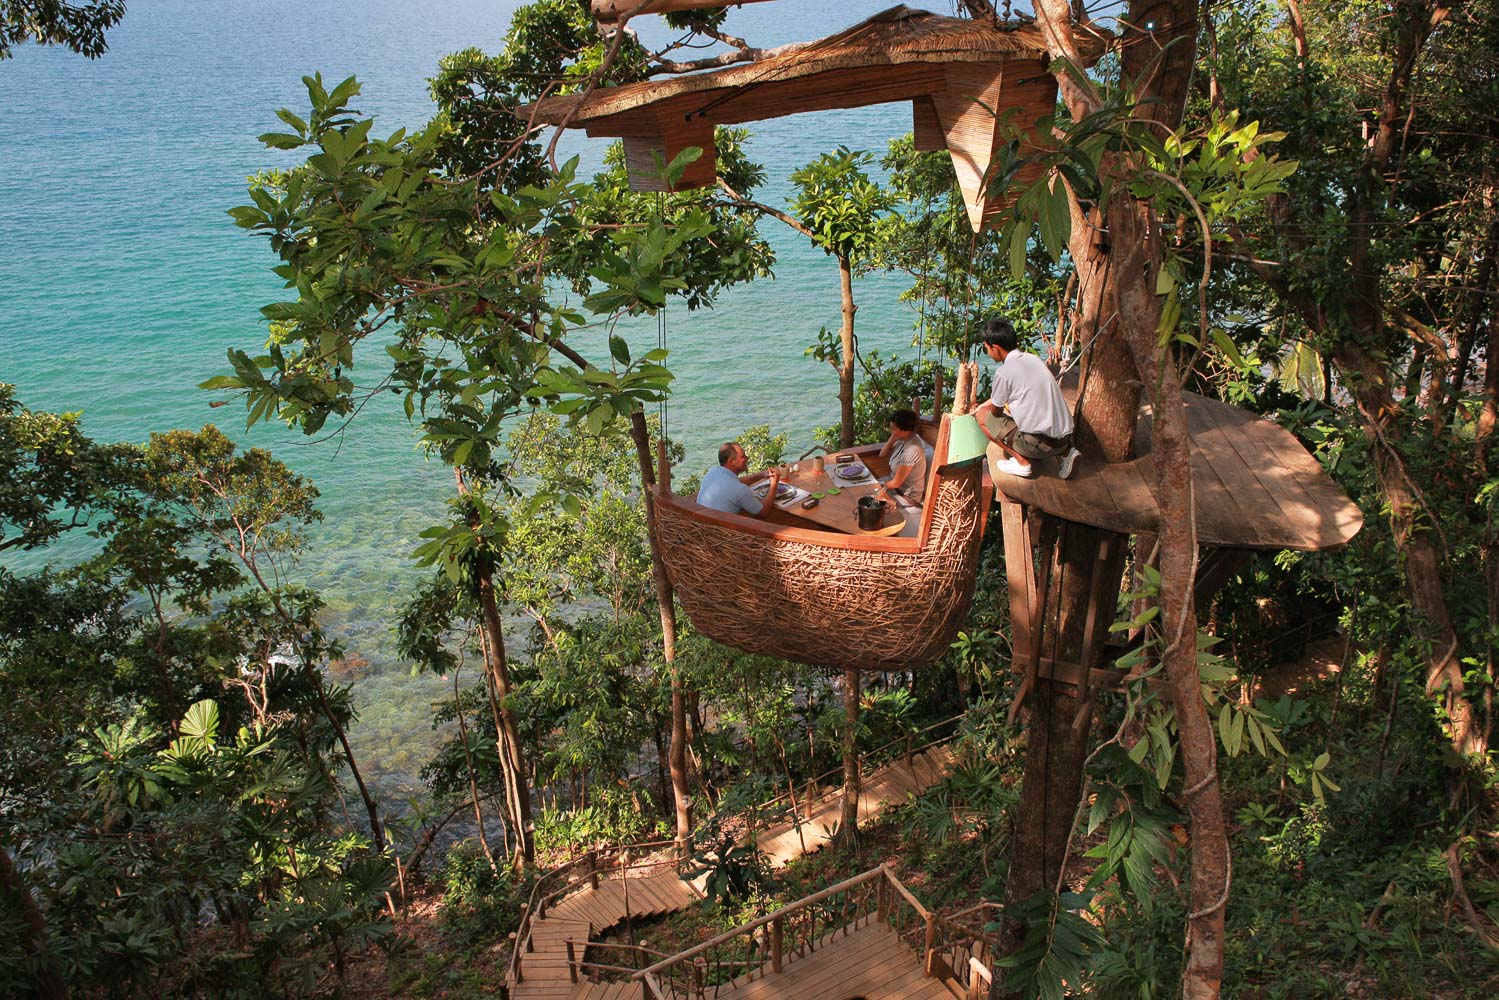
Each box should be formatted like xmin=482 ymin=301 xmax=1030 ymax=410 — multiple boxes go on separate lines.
xmin=656 ymin=191 xmax=670 ymax=446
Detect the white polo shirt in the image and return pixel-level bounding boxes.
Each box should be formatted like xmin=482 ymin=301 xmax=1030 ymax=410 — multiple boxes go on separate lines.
xmin=990 ymin=351 xmax=1073 ymax=439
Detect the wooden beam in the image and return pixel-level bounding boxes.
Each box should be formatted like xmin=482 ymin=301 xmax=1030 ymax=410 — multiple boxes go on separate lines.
xmin=581 ymin=62 xmax=949 ymax=135
xmin=619 ymin=115 xmax=717 ymax=192
xmin=593 ymin=0 xmax=778 ymax=21
xmin=930 ymin=61 xmax=1057 ymax=231
xmin=912 ymin=96 xmax=946 ymax=152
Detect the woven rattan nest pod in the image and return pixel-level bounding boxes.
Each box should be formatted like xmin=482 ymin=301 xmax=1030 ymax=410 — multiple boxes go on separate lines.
xmin=653 ymin=416 xmax=987 ymax=672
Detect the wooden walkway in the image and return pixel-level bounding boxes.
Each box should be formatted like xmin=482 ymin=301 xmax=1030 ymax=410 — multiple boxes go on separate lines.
xmin=756 ymin=744 xmax=957 ymax=867
xmin=715 ymin=923 xmax=951 ymax=1000
xmin=507 ymin=747 xmax=957 ymax=999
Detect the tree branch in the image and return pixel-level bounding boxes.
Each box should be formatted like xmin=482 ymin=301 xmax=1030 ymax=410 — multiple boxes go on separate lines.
xmin=716 ymin=178 xmax=815 ymax=239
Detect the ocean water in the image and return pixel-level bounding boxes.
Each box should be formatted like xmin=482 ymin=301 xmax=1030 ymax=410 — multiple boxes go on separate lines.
xmin=0 ymin=0 xmax=950 ymax=798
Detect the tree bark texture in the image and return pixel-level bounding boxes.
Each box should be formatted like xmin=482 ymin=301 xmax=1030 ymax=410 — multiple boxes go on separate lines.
xmin=0 ymin=842 xmax=69 ymax=1000
xmin=628 ymin=411 xmax=693 ymax=850
xmin=998 ymin=1 xmax=1215 ymax=993
xmin=838 ymin=254 xmax=857 ymax=448
xmin=1115 ymin=196 xmax=1230 ymax=996
xmin=838 ymin=665 xmax=862 ymax=842
xmin=476 ymin=571 xmax=536 ymax=867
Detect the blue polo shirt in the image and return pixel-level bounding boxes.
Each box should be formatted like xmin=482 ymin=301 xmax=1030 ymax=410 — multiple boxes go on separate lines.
xmin=696 ymin=465 xmax=762 ymax=515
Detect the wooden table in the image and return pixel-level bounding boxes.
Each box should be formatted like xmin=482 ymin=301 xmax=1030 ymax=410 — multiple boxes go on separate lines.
xmin=757 ymin=449 xmax=915 ymax=536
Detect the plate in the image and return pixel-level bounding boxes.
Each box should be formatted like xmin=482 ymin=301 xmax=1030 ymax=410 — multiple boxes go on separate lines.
xmin=834 ymin=463 xmax=868 ymax=481
xmin=754 ymin=482 xmax=795 ymax=500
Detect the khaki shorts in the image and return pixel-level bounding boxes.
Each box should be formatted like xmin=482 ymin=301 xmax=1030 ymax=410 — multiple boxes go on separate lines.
xmin=979 ymin=410 xmax=1071 ymax=460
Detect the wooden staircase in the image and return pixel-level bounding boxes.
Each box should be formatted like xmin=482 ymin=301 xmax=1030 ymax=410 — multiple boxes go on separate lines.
xmin=507 ymin=741 xmax=960 ymax=999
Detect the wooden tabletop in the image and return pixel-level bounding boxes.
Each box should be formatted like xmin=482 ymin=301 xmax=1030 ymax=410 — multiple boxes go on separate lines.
xmin=753 ymin=446 xmax=913 ymax=536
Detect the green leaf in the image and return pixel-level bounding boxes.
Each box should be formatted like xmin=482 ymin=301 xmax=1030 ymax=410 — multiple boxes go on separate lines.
xmin=609 ymin=334 xmax=631 ymax=366
xmin=180 ymin=700 xmax=220 ymax=743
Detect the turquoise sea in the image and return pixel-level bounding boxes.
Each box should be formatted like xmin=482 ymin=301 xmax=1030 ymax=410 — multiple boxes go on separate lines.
xmin=0 ymin=0 xmax=947 ymax=800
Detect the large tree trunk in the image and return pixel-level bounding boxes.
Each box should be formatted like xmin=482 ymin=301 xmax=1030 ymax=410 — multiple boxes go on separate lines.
xmin=0 ymin=843 xmax=68 ymax=1000
xmin=1115 ymin=197 xmax=1229 ymax=995
xmin=838 ymin=254 xmax=857 ymax=448
xmin=998 ymin=0 xmax=1205 ymax=990
xmin=628 ymin=411 xmax=693 ymax=850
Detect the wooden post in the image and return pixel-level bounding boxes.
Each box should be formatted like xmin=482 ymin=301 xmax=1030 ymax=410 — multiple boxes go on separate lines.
xmin=876 ymin=878 xmax=887 ymax=924
xmin=771 ymin=915 xmax=784 ymax=972
xmin=567 ymin=939 xmax=579 ymax=983
xmin=656 ymin=437 xmax=672 ymax=492
xmin=922 ymin=913 xmax=938 ymax=976
xmin=588 ymin=849 xmax=600 ymax=890
xmin=932 ymin=366 xmax=945 ymax=418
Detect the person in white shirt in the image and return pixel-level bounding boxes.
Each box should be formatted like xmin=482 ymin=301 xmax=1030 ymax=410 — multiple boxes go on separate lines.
xmin=696 ymin=441 xmax=781 ymax=516
xmin=973 ymin=318 xmax=1081 ymax=480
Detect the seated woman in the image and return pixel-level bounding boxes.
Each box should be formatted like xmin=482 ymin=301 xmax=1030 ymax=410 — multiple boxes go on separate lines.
xmin=696 ymin=441 xmax=781 ymax=517
xmin=875 ymin=408 xmax=927 ymax=506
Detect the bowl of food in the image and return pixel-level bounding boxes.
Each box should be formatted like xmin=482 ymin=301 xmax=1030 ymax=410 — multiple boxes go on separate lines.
xmin=834 ymin=463 xmax=867 ymax=481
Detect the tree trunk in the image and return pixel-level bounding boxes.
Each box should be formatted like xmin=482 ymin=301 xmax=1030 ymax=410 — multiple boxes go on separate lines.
xmin=0 ymin=843 xmax=69 ymax=1000
xmin=476 ymin=569 xmax=535 ymax=867
xmin=837 ymin=665 xmax=862 ymax=843
xmin=1117 ymin=217 xmax=1230 ymax=996
xmin=628 ymin=410 xmax=693 ymax=850
xmin=998 ymin=2 xmax=1202 ymax=991
xmin=305 ymin=662 xmax=386 ymax=854
xmin=838 ymin=254 xmax=857 ymax=448
xmin=997 ymin=205 xmax=1140 ymax=964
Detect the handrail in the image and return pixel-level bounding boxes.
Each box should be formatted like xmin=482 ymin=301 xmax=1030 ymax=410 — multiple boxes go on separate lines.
xmin=639 ymin=866 xmax=900 ymax=974
xmin=748 ymin=713 xmax=964 ymax=822
xmin=507 ymin=837 xmax=682 ymax=984
xmin=507 ymin=717 xmax=965 ymax=985
xmin=632 ymin=865 xmax=937 ymax=1000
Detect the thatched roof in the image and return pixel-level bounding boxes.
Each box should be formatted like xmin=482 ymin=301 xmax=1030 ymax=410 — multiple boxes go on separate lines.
xmin=520 ymin=6 xmax=1077 ymax=126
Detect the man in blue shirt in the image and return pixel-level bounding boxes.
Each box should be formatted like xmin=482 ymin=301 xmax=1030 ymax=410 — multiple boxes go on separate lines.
xmin=696 ymin=442 xmax=781 ymax=517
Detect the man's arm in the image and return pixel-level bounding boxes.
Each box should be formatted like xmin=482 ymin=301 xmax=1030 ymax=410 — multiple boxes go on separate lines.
xmin=737 ymin=469 xmax=781 ymax=517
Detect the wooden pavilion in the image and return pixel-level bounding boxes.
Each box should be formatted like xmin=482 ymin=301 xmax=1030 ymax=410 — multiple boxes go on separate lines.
xmin=520 ymin=5 xmax=1102 ymax=230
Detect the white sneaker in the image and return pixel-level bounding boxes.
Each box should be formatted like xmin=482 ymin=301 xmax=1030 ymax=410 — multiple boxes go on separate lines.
xmin=1057 ymin=447 xmax=1081 ymax=480
xmin=995 ymin=457 xmax=1034 ymax=478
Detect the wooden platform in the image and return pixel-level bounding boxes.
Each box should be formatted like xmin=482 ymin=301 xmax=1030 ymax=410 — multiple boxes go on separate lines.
xmin=508 ymin=748 xmax=958 ymax=999
xmin=714 ymin=922 xmax=952 ymax=1000
xmin=755 ymin=745 xmax=956 ymax=867
xmin=991 ymin=388 xmax=1362 ymax=551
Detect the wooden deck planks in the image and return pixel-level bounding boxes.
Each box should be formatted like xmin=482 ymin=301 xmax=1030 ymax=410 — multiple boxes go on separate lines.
xmin=717 ymin=923 xmax=940 ymax=1000
xmin=995 ymin=387 xmax=1361 ymax=551
xmin=510 ymin=751 xmax=958 ymax=1000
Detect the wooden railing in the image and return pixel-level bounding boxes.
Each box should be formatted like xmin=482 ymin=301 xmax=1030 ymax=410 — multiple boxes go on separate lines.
xmin=506 ymin=715 xmax=966 ymax=986
xmin=565 ymin=939 xmax=673 ymax=984
xmin=746 ymin=714 xmax=965 ymax=842
xmin=634 ymin=865 xmax=944 ymax=1000
xmin=924 ymin=902 xmax=1002 ymax=999
xmin=507 ymin=839 xmax=682 ymax=985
